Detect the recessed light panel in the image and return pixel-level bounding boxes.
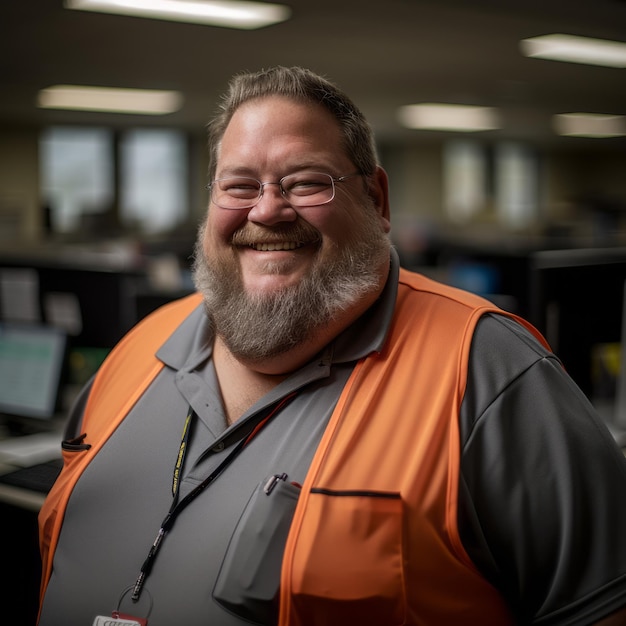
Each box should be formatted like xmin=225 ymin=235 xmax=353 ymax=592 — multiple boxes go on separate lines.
xmin=38 ymin=85 xmax=184 ymax=115
xmin=553 ymin=113 xmax=626 ymax=138
xmin=398 ymin=103 xmax=500 ymax=132
xmin=521 ymin=34 xmax=626 ymax=68
xmin=65 ymin=0 xmax=291 ymax=30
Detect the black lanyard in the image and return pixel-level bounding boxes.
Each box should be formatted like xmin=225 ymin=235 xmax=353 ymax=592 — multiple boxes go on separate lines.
xmin=130 ymin=392 xmax=297 ymax=603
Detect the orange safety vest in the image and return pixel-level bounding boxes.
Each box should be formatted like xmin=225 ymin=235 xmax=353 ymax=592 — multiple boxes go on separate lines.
xmin=38 ymin=292 xmax=203 ymax=621
xmin=39 ymin=270 xmax=549 ymax=624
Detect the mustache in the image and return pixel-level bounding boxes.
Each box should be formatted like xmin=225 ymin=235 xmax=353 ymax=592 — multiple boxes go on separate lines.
xmin=230 ymin=221 xmax=322 ymax=246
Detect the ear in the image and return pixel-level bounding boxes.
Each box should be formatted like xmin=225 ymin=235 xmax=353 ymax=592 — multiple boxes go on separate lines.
xmin=368 ymin=166 xmax=391 ymax=233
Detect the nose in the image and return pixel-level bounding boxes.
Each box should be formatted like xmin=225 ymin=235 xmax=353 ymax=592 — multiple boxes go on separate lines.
xmin=246 ymin=182 xmax=298 ymax=225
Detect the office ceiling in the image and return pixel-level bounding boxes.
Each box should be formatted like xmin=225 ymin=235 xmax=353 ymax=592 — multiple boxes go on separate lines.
xmin=2 ymin=0 xmax=626 ymax=148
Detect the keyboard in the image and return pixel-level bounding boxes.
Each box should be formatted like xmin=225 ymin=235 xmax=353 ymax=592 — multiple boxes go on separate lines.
xmin=0 ymin=458 xmax=63 ymax=493
xmin=0 ymin=432 xmax=62 ymax=466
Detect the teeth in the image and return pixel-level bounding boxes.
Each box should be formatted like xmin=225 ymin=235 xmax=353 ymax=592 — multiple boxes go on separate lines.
xmin=251 ymin=242 xmax=302 ymax=251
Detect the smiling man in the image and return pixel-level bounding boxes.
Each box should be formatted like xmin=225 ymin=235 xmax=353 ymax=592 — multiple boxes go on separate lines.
xmin=38 ymin=67 xmax=626 ymax=626
xmin=195 ymin=94 xmax=392 ymax=418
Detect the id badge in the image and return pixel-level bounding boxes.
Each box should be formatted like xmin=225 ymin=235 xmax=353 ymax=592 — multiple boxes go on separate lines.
xmin=93 ymin=586 xmax=151 ymax=626
xmin=92 ymin=615 xmax=147 ymax=626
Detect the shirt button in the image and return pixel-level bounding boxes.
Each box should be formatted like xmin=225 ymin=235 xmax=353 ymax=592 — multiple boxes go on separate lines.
xmin=212 ymin=442 xmax=225 ymax=452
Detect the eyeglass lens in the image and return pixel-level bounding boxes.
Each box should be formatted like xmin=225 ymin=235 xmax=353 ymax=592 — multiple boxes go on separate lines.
xmin=211 ymin=172 xmax=335 ymax=209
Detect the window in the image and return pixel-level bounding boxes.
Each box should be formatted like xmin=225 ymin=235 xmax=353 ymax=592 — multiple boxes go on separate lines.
xmin=120 ymin=129 xmax=188 ymax=234
xmin=443 ymin=140 xmax=539 ymax=228
xmin=40 ymin=127 xmax=189 ymax=236
xmin=494 ymin=142 xmax=539 ymax=229
xmin=40 ymin=127 xmax=113 ymax=233
xmin=443 ymin=140 xmax=487 ymax=223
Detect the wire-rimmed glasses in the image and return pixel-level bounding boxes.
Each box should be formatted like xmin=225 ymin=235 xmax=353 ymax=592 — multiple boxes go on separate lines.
xmin=208 ymin=171 xmax=361 ymax=210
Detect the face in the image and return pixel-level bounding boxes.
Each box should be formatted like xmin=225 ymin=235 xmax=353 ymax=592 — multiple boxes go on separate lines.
xmin=194 ymin=96 xmax=391 ymax=362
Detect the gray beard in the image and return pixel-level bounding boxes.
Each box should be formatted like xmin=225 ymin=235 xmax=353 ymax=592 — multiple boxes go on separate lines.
xmin=192 ymin=209 xmax=390 ymax=363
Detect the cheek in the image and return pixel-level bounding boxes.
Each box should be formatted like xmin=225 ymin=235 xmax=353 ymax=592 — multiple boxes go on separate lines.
xmin=322 ymin=212 xmax=367 ymax=248
xmin=302 ymin=206 xmax=351 ymax=245
xmin=206 ymin=208 xmax=247 ymax=246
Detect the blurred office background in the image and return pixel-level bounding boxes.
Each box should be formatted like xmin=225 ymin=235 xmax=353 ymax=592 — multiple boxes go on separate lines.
xmin=1 ymin=0 xmax=626 ymax=399
xmin=1 ymin=3 xmax=626 ymax=622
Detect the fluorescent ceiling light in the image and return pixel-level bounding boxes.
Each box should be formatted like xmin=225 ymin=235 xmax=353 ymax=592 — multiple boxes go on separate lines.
xmin=65 ymin=0 xmax=291 ymax=29
xmin=553 ymin=113 xmax=626 ymax=138
xmin=398 ymin=103 xmax=500 ymax=132
xmin=37 ymin=85 xmax=184 ymax=115
xmin=521 ymin=34 xmax=626 ymax=68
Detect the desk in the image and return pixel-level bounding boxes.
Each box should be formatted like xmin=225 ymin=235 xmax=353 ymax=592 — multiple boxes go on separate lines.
xmin=0 ymin=432 xmax=63 ymax=508
xmin=0 ymin=436 xmax=61 ymax=626
xmin=0 ymin=478 xmax=46 ymax=511
xmin=0 ymin=497 xmax=43 ymax=625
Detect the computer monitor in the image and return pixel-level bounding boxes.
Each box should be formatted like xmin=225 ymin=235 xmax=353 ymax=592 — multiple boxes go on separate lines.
xmin=530 ymin=247 xmax=626 ymax=405
xmin=0 ymin=257 xmax=146 ymax=351
xmin=0 ymin=322 xmax=67 ymax=423
xmin=614 ymin=281 xmax=626 ymax=432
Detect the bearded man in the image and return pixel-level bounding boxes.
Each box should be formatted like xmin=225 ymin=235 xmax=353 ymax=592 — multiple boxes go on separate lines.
xmin=38 ymin=66 xmax=626 ymax=626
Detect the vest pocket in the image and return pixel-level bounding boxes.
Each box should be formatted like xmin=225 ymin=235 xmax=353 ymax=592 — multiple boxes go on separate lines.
xmin=289 ymin=489 xmax=406 ymax=625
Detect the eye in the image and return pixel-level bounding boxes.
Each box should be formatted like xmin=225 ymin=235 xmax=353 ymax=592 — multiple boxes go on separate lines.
xmin=284 ymin=173 xmax=332 ymax=196
xmin=220 ymin=178 xmax=260 ymax=198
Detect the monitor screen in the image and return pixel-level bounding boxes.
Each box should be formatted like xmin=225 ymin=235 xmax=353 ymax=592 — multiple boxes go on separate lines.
xmin=0 ymin=323 xmax=67 ymax=420
xmin=530 ymin=247 xmax=626 ymax=400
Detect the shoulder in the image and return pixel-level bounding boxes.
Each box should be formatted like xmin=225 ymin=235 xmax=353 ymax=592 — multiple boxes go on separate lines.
xmin=394 ymin=269 xmax=509 ymax=345
xmin=460 ymin=312 xmax=564 ymax=442
xmin=398 ymin=267 xmax=497 ymax=310
xmin=457 ymin=315 xmax=626 ymax=623
xmin=393 ymin=271 xmax=550 ymax=370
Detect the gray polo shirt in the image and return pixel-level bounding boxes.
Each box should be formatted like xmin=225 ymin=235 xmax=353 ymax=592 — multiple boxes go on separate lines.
xmin=39 ymin=262 xmax=394 ymax=626
xmin=39 ymin=253 xmax=626 ymax=625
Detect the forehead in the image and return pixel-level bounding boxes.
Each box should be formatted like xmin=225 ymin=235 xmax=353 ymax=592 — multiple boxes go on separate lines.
xmin=216 ymin=96 xmax=348 ymax=170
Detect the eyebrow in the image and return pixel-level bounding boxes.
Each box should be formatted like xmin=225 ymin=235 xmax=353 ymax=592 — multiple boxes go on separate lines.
xmin=216 ymin=163 xmax=341 ymax=179
xmin=215 ymin=167 xmax=257 ymax=179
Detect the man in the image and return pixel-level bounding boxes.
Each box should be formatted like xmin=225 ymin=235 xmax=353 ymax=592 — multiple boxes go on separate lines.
xmin=38 ymin=66 xmax=626 ymax=625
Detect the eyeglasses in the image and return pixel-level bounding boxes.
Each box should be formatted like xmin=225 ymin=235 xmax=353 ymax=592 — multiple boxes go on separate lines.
xmin=208 ymin=171 xmax=361 ymax=210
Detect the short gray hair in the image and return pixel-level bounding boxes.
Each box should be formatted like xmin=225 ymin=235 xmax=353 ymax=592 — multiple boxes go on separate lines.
xmin=207 ymin=66 xmax=379 ymax=181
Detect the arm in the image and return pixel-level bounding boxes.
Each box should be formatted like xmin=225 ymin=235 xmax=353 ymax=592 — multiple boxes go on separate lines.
xmin=458 ymin=314 xmax=626 ymax=624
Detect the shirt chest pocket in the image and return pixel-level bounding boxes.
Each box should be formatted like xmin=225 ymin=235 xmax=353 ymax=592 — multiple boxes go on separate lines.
xmin=213 ymin=475 xmax=301 ymax=624
xmin=287 ymin=489 xmax=406 ymax=626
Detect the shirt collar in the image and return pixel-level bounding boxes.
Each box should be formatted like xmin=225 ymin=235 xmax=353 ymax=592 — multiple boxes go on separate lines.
xmin=331 ymin=248 xmax=398 ymax=363
xmin=156 ymin=248 xmax=400 ymax=372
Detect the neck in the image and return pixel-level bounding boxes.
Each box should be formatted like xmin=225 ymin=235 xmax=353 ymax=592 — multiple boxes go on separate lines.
xmin=212 ymin=336 xmax=289 ymax=424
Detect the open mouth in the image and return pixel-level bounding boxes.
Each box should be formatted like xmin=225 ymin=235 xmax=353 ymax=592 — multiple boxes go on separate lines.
xmin=249 ymin=241 xmax=305 ymax=251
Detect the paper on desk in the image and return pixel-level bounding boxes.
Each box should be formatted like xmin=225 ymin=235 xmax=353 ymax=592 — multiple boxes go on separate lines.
xmin=0 ymin=432 xmax=62 ymax=466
